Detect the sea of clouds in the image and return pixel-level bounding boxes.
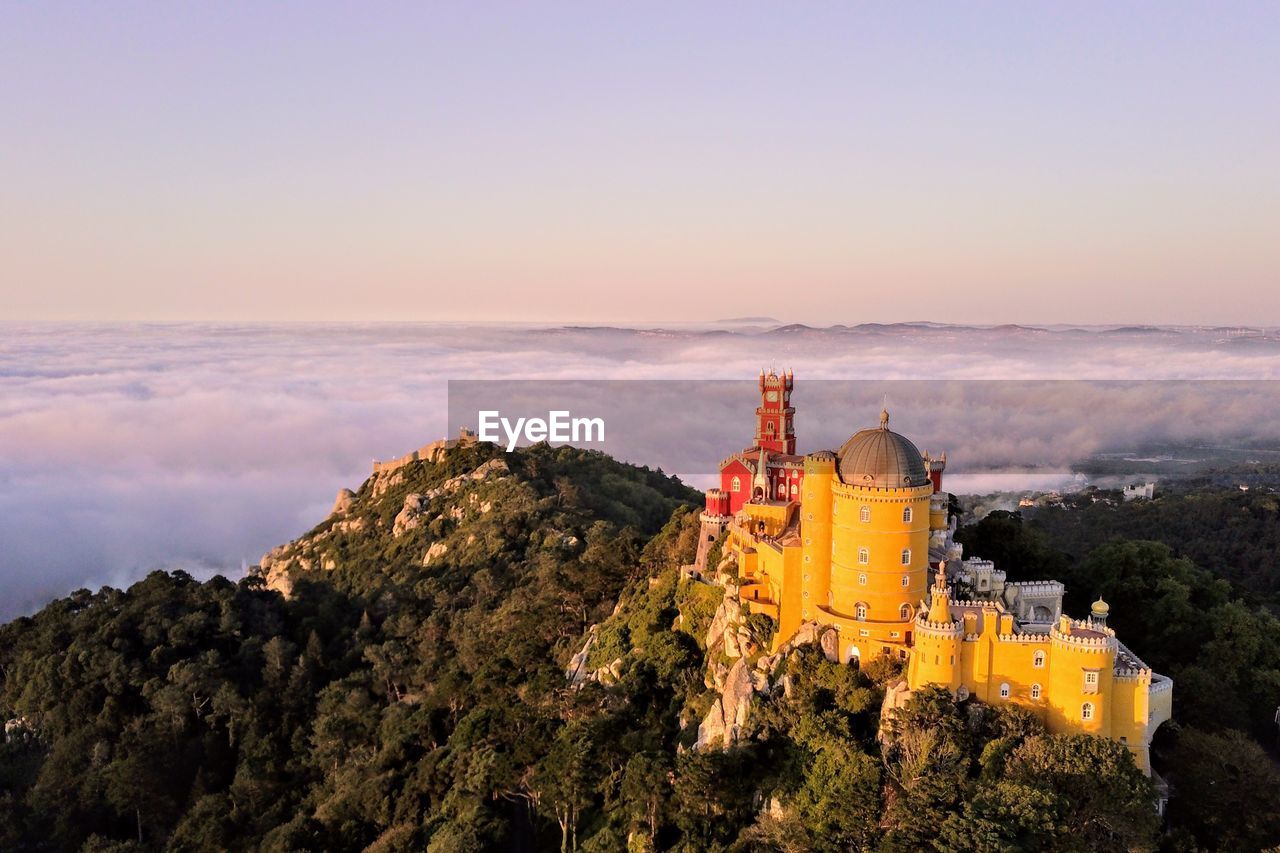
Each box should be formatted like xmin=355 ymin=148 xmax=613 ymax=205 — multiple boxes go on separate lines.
xmin=4 ymin=321 xmax=1280 ymax=621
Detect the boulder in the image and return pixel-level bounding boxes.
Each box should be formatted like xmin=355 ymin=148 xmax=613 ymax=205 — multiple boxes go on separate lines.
xmin=423 ymin=541 xmax=449 ymax=566
xmin=705 ymin=593 xmax=744 ymax=653
xmin=392 ymin=494 xmax=430 ymax=538
xmin=330 ymin=488 xmax=356 ymax=516
xmin=565 ymin=630 xmax=596 ymax=686
xmin=696 ymin=657 xmax=755 ymax=749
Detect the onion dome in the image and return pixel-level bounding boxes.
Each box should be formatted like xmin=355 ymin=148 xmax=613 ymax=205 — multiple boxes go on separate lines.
xmin=835 ymin=409 xmax=930 ymax=488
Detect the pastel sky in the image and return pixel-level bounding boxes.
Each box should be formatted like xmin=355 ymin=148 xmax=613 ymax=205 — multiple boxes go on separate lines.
xmin=2 ymin=3 xmax=1278 ymax=325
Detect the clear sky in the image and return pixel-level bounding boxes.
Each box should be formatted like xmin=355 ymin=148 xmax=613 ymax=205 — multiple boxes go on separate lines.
xmin=2 ymin=3 xmax=1277 ymax=325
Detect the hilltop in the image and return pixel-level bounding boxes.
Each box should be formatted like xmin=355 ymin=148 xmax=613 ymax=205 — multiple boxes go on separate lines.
xmin=0 ymin=442 xmax=1277 ymax=851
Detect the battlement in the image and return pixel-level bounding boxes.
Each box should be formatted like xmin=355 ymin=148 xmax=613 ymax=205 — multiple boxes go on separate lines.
xmin=1051 ymin=618 xmax=1117 ymax=652
xmin=914 ymin=616 xmax=963 ymax=636
xmin=995 ymin=632 xmax=1052 ymax=644
xmin=1008 ymin=580 xmax=1065 ymax=596
xmin=372 ymin=428 xmax=478 ymax=475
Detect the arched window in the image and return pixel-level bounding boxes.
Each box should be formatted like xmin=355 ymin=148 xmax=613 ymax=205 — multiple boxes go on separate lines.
xmin=902 ymin=506 xmax=913 ymax=523
xmin=1033 ymin=650 xmax=1046 ymax=668
xmin=1081 ymin=702 xmax=1094 ymax=721
xmin=901 ymin=575 xmax=910 ymax=588
xmin=858 ymin=548 xmax=869 ymax=565
xmin=899 ymin=603 xmax=911 ymax=620
xmin=731 ymin=476 xmax=741 ymax=492
xmin=859 ymin=505 xmax=871 ymax=523
xmin=1030 ymin=683 xmax=1042 ymax=700
xmin=901 ymin=548 xmax=911 ymax=565
xmin=858 ymin=573 xmax=867 ymax=586
xmin=999 ymin=683 xmax=1011 ymax=699
xmin=855 ymin=603 xmax=868 ymax=620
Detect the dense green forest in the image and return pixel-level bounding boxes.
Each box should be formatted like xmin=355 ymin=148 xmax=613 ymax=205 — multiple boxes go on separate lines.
xmin=2 ymin=445 xmax=1278 ymax=851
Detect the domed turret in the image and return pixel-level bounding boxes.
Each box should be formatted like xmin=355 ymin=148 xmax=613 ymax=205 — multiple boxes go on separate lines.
xmin=835 ymin=410 xmax=930 ymax=488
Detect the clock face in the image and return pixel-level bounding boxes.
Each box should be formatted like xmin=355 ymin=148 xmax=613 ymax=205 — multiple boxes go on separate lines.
xmin=766 ymin=391 xmax=778 ymax=402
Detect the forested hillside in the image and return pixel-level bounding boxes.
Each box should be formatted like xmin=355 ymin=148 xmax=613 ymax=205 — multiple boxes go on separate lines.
xmin=2 ymin=445 xmax=1278 ymax=851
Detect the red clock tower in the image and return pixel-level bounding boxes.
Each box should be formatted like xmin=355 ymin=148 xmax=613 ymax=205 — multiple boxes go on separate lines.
xmin=755 ymin=368 xmax=795 ymax=454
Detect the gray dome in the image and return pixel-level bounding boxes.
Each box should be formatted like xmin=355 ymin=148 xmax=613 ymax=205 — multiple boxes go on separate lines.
xmin=836 ymin=410 xmax=929 ymax=489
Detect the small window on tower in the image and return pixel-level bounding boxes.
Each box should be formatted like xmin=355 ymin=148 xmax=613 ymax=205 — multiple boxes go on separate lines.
xmin=899 ymin=603 xmax=911 ymax=620
xmin=731 ymin=476 xmax=741 ymax=493
xmin=999 ymin=683 xmax=1011 ymax=699
xmin=858 ymin=548 xmax=869 ymax=565
xmin=860 ymin=506 xmax=871 ymax=523
xmin=902 ymin=506 xmax=913 ymax=523
xmin=1033 ymin=651 xmax=1046 ymax=668
xmin=901 ymin=575 xmax=910 ymax=588
xmin=901 ymin=548 xmax=911 ymax=565
xmin=858 ymin=573 xmax=867 ymax=586
xmin=1031 ymin=683 xmax=1042 ymax=700
xmin=1081 ymin=702 xmax=1094 ymax=721
xmin=855 ymin=603 xmax=868 ymax=620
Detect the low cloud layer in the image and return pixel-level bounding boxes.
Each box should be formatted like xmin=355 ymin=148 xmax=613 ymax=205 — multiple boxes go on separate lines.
xmin=4 ymin=321 xmax=1280 ymax=621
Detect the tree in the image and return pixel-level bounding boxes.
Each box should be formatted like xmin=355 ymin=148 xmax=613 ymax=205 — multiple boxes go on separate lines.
xmin=532 ymin=723 xmax=598 ymax=853
xmin=1164 ymin=727 xmax=1280 ymax=851
xmin=1002 ymin=734 xmax=1158 ymax=851
xmin=790 ymin=740 xmax=881 ymax=851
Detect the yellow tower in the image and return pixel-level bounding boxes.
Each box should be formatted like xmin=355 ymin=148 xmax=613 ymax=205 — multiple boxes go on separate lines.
xmin=827 ymin=410 xmax=934 ymax=654
xmin=800 ymin=451 xmax=836 ymax=623
xmin=1046 ymin=615 xmax=1117 ymax=736
xmin=908 ymin=563 xmax=962 ymax=690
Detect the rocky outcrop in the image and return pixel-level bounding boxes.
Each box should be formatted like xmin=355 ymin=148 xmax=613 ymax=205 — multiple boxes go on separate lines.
xmin=330 ymin=488 xmax=356 ymax=516
xmin=696 ymin=657 xmax=758 ymax=748
xmin=423 ymin=541 xmax=449 ymax=566
xmin=393 ymin=494 xmax=430 ymax=538
xmin=565 ymin=629 xmax=597 ymax=687
xmin=695 ymin=619 xmax=841 ymax=751
xmin=878 ymin=679 xmax=914 ymax=744
xmin=705 ymin=591 xmax=751 ymax=659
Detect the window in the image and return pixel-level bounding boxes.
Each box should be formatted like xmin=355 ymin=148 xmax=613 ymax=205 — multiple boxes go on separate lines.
xmin=858 ymin=548 xmax=869 ymax=565
xmin=1033 ymin=650 xmax=1046 ymax=668
xmin=1031 ymin=683 xmax=1042 ymax=700
xmin=901 ymin=548 xmax=911 ymax=565
xmin=731 ymin=476 xmax=741 ymax=492
xmin=858 ymin=573 xmax=867 ymax=586
xmin=1081 ymin=702 xmax=1094 ymax=721
xmin=901 ymin=575 xmax=910 ymax=587
xmin=1084 ymin=670 xmax=1099 ymax=693
xmin=899 ymin=603 xmax=911 ymax=620
xmin=804 ymin=555 xmax=811 ymax=563
xmin=999 ymin=683 xmax=1011 ymax=699
xmin=855 ymin=603 xmax=868 ymax=620
xmin=902 ymin=506 xmax=913 ymax=523
xmin=859 ymin=505 xmax=871 ymax=523
xmin=805 ymin=537 xmax=811 ymax=545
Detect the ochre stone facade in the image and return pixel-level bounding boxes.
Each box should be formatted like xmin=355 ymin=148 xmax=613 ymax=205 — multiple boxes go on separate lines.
xmin=708 ymin=374 xmax=1172 ymax=772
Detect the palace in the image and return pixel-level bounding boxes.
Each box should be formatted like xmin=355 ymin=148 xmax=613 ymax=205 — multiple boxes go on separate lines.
xmin=702 ymin=370 xmax=1173 ymax=772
